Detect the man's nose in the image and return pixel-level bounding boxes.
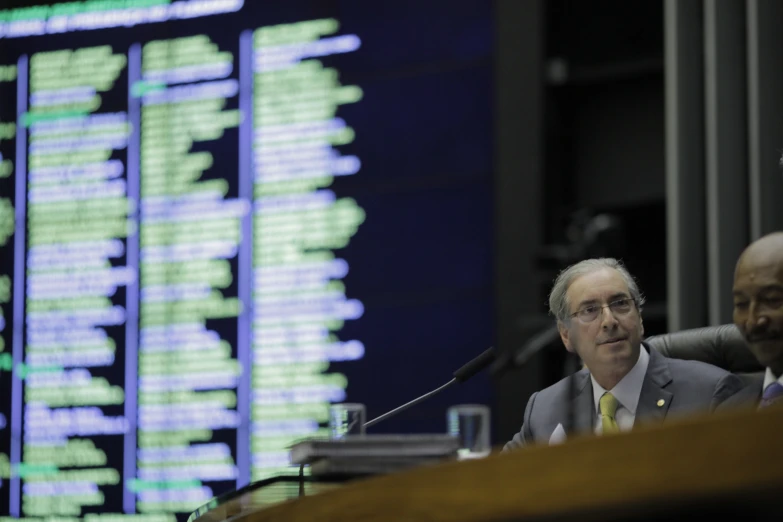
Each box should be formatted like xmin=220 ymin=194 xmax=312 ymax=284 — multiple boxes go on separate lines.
xmin=746 ymin=301 xmax=769 ymax=331
xmin=600 ymin=306 xmax=619 ymax=329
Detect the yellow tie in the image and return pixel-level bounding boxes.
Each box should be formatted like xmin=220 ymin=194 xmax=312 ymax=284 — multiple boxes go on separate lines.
xmin=599 ymin=392 xmax=620 ymax=435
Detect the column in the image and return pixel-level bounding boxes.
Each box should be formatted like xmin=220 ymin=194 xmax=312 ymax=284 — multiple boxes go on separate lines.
xmin=19 ymin=45 xmax=132 ymax=518
xmin=0 ymin=58 xmax=18 ymax=518
xmin=134 ymin=33 xmax=245 ymax=515
xmin=664 ymin=0 xmax=707 ymax=331
xmin=250 ymin=19 xmax=365 ymax=481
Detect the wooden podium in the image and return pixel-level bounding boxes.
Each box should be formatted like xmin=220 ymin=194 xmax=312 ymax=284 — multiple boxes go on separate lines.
xmin=192 ymin=406 xmax=783 ymax=522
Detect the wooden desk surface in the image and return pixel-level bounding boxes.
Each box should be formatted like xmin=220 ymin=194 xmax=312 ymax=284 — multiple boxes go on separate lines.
xmin=195 ymin=405 xmax=783 ymax=522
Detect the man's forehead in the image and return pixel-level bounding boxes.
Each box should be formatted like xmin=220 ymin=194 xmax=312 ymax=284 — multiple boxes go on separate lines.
xmin=734 ymin=266 xmax=783 ymax=291
xmin=567 ymin=269 xmax=630 ymax=301
xmin=736 ymin=252 xmax=783 ymax=284
xmin=737 ymin=236 xmax=783 ymax=272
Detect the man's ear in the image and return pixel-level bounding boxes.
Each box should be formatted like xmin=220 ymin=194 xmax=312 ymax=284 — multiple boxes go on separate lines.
xmin=558 ymin=321 xmax=575 ymax=353
xmin=640 ymin=316 xmax=644 ymax=338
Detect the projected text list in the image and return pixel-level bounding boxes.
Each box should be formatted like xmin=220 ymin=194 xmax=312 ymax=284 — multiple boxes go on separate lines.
xmin=136 ymin=33 xmax=243 ymax=514
xmin=250 ymin=19 xmax=364 ymax=481
xmin=21 ymin=45 xmax=132 ymax=517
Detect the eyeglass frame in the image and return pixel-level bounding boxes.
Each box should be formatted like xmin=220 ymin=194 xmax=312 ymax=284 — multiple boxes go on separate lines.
xmin=568 ymin=297 xmax=638 ymax=324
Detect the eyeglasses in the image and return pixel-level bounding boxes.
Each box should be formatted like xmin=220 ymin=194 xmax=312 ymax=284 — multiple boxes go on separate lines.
xmin=570 ymin=298 xmax=636 ymax=324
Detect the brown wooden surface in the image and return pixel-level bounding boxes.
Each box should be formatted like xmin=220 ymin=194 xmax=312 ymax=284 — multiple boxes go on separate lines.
xmin=195 ymin=405 xmax=783 ymax=522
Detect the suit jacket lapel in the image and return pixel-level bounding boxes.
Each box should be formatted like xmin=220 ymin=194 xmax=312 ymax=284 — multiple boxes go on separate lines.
xmin=636 ymin=347 xmax=673 ymax=426
xmin=569 ymin=370 xmax=595 ymax=435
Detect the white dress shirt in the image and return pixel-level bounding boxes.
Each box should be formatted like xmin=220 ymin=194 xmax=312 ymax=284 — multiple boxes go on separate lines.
xmin=590 ymin=347 xmax=650 ymax=434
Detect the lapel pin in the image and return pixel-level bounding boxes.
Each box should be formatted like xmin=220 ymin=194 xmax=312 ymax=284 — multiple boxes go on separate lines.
xmin=657 ymin=399 xmax=665 ymax=407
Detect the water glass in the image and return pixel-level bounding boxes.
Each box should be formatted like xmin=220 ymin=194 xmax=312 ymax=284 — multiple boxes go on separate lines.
xmin=329 ymin=402 xmax=366 ymax=439
xmin=447 ymin=404 xmax=491 ymax=459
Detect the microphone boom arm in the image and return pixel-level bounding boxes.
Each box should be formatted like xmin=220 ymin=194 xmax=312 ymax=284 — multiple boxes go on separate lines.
xmin=363 ymin=378 xmax=457 ymax=429
xmin=513 ymin=325 xmax=560 ymax=367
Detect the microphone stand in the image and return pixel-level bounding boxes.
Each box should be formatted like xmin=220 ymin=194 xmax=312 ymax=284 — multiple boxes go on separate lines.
xmin=565 ymin=352 xmax=581 ymax=437
xmin=363 ymin=379 xmax=456 ymax=429
xmin=490 ymin=324 xmax=559 ymax=376
xmin=298 ymin=378 xmax=459 ymax=496
xmin=491 ymin=323 xmax=580 ymax=440
xmin=297 ymin=347 xmax=495 ymax=497
xmin=512 ymin=325 xmax=560 ymax=368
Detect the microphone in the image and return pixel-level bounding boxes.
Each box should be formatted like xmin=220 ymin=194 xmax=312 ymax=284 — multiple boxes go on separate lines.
xmin=490 ymin=323 xmax=560 ymax=375
xmin=296 ymin=347 xmax=497 ymax=497
xmin=512 ymin=325 xmax=560 ymax=367
xmin=453 ymin=346 xmax=496 ymax=382
xmin=363 ymin=346 xmax=496 ymax=429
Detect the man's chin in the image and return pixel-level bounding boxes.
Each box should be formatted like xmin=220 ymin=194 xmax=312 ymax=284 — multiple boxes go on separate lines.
xmin=749 ymin=339 xmax=783 ymax=365
xmin=593 ymin=342 xmax=632 ymax=366
xmin=600 ymin=339 xmax=631 ymax=353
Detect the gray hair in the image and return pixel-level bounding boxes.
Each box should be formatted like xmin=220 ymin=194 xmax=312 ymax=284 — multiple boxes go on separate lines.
xmin=548 ymin=258 xmax=646 ymax=323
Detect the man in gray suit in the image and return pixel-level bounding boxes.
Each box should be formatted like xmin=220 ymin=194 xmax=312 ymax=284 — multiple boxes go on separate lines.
xmin=720 ymin=232 xmax=783 ymax=409
xmin=504 ymin=258 xmax=744 ymax=450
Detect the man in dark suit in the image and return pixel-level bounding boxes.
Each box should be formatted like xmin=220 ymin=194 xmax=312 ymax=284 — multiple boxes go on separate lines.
xmin=721 ymin=232 xmax=783 ymax=409
xmin=504 ymin=258 xmax=744 ymax=450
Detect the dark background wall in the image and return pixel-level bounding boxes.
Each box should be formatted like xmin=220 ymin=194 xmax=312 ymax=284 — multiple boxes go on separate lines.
xmin=493 ymin=0 xmax=783 ymax=444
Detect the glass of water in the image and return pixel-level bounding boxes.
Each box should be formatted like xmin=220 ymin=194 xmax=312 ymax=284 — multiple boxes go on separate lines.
xmin=447 ymin=404 xmax=491 ymax=459
xmin=329 ymin=403 xmax=366 ymax=439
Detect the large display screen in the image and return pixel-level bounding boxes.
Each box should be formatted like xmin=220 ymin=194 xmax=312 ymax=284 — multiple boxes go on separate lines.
xmin=0 ymin=1 xmax=494 ymax=519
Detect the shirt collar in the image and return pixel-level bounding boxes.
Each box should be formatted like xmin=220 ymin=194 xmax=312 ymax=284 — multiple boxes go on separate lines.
xmin=762 ymin=367 xmax=783 ymax=390
xmin=591 ymin=346 xmax=650 ymax=415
